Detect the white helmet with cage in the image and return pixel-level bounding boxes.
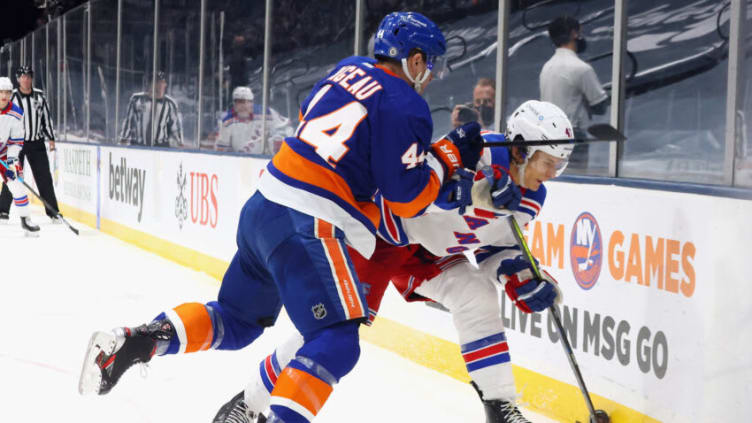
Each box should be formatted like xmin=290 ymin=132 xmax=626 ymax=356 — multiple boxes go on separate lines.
xmin=232 ymin=86 xmax=254 ymax=102
xmin=0 ymin=77 xmax=13 ymax=92
xmin=506 ymin=100 xmax=574 ymax=179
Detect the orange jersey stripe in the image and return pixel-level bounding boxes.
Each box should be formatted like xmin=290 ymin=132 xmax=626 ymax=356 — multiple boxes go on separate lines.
xmin=173 ymin=303 xmax=214 ymax=353
xmin=315 ymin=219 xmax=335 ymax=238
xmin=324 ymin=237 xmax=364 ymax=319
xmin=383 ymin=170 xmax=441 ymax=218
xmin=272 ymin=143 xmax=380 ymax=228
xmin=316 ymin=219 xmax=365 ymax=320
xmin=272 ymin=367 xmax=334 ymax=417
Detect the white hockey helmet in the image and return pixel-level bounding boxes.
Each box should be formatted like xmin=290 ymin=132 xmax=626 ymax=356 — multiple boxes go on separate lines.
xmin=233 ymin=86 xmax=254 ymax=102
xmin=0 ymin=77 xmax=13 ymax=92
xmin=506 ymin=100 xmax=574 ymax=177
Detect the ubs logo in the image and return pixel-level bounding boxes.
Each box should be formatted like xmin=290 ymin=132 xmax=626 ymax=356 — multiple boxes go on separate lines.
xmin=570 ymin=212 xmax=603 ymax=290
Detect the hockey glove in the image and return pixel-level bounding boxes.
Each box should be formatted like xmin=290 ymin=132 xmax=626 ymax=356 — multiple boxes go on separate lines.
xmin=479 ymin=165 xmax=521 ymax=210
xmin=3 ymin=157 xmax=20 ymax=180
xmin=434 ymin=168 xmax=475 ymax=215
xmin=497 ymin=255 xmax=562 ymax=313
xmin=445 ymin=121 xmax=483 ymax=171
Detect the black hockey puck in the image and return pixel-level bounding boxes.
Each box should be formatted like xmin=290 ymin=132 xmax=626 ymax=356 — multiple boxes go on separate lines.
xmin=575 ymin=410 xmax=610 ymax=423
xmin=593 ymin=409 xmax=610 ymax=423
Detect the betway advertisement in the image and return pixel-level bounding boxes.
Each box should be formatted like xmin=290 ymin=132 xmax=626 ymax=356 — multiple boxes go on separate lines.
xmin=498 ymin=181 xmax=752 ymax=422
xmin=98 ymin=147 xmax=268 ymax=262
xmin=100 ymin=148 xmax=153 ymax=225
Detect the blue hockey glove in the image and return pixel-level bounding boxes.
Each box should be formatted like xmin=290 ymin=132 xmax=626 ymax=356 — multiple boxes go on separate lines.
xmin=497 ymin=255 xmax=561 ymax=313
xmin=479 ymin=164 xmax=521 ymax=210
xmin=3 ymin=157 xmax=20 ymax=180
xmin=445 ymin=121 xmax=483 ymax=171
xmin=434 ymin=168 xmax=475 ymax=214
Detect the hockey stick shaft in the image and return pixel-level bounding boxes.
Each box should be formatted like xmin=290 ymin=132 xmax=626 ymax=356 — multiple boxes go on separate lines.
xmin=0 ymin=159 xmax=79 ymax=235
xmin=483 ymin=123 xmax=626 ymax=148
xmin=505 ymin=215 xmax=599 ymax=421
xmin=483 ymin=137 xmax=612 ymax=147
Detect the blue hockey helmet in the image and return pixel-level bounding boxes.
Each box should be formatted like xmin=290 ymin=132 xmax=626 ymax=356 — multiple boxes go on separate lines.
xmin=374 ymin=12 xmax=447 ymax=84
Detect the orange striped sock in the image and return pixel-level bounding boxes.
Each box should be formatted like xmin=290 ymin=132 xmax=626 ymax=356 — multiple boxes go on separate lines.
xmin=269 ymin=366 xmax=334 ymax=422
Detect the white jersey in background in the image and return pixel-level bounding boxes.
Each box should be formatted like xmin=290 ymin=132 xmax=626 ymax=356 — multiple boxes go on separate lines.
xmin=0 ymin=101 xmax=25 ymax=158
xmin=216 ymin=104 xmax=293 ymax=155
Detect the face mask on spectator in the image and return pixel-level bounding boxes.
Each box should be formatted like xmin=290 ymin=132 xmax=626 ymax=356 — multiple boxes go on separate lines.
xmin=478 ymin=105 xmax=495 ymax=127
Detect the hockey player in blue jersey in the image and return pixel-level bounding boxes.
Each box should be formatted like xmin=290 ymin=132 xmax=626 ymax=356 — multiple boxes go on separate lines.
xmin=79 ymin=12 xmax=484 ymax=423
xmin=0 ymin=76 xmax=39 ymax=236
xmin=212 ymin=100 xmax=574 ymax=423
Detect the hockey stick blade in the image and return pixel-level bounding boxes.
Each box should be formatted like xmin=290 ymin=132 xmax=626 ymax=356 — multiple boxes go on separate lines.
xmin=0 ymin=158 xmax=80 ymax=235
xmin=482 ymin=124 xmax=626 ymax=147
xmin=587 ymin=123 xmax=626 ymax=142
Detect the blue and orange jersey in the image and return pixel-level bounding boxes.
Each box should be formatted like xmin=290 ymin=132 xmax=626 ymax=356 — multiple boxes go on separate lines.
xmin=258 ymin=56 xmax=446 ymax=258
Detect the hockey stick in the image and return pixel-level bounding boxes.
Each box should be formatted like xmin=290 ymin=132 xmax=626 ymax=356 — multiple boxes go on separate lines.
xmin=0 ymin=159 xmax=80 ymax=235
xmin=483 ymin=123 xmax=626 ymax=147
xmin=505 ymin=215 xmax=609 ymax=423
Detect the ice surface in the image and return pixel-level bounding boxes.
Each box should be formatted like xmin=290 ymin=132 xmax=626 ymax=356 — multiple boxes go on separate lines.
xmin=1 ymin=207 xmax=557 ymax=422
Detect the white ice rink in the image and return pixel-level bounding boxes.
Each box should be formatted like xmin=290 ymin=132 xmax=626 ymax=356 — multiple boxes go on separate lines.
xmin=1 ymin=207 xmax=556 ymax=422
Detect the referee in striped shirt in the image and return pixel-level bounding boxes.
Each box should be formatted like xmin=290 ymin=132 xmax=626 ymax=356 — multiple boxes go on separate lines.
xmin=0 ymin=66 xmax=60 ymax=222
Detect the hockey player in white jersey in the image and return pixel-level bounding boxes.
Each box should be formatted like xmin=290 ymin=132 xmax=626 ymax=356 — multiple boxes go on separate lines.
xmin=0 ymin=77 xmax=39 ymax=236
xmin=214 ymin=86 xmax=293 ymax=154
xmin=213 ymin=101 xmax=573 ymax=423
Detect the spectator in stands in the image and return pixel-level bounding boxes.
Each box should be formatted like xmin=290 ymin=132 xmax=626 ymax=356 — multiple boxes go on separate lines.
xmin=540 ymin=15 xmax=608 ymax=170
xmin=119 ymin=71 xmax=184 ymax=148
xmin=451 ymin=77 xmax=496 ymax=130
xmin=214 ymin=86 xmax=293 ymax=155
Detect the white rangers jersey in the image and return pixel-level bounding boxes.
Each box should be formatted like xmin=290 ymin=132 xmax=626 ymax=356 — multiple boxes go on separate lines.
xmin=215 ymin=104 xmax=293 ymax=154
xmin=377 ymin=135 xmax=545 ymax=259
xmin=0 ymin=101 xmax=25 ymax=159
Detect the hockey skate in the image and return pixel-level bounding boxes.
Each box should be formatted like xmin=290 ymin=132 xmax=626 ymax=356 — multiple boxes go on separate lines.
xmin=472 ymin=382 xmax=531 ymax=423
xmin=0 ymin=211 xmax=8 ymax=222
xmin=213 ymin=391 xmax=267 ymax=423
xmin=78 ymin=320 xmax=174 ymax=395
xmin=20 ymin=216 xmax=40 ymax=237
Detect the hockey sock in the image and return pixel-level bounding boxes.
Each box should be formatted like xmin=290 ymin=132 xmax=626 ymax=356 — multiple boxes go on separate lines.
xmin=156 ymin=300 xmax=263 ymax=355
xmin=461 ymin=332 xmax=517 ymax=401
xmin=246 ymin=332 xmax=305 ymax=414
xmin=268 ymin=321 xmax=360 ymax=422
xmin=7 ymin=179 xmax=30 ymax=217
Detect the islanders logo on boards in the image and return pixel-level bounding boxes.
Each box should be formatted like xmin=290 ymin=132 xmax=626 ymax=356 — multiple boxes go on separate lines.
xmin=570 ymin=212 xmax=603 ymax=290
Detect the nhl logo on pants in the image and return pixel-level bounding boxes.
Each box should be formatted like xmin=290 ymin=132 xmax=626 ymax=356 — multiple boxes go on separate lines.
xmin=312 ymin=303 xmax=327 ymax=320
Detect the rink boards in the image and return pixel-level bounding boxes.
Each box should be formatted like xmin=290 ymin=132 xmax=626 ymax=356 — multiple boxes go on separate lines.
xmin=32 ymin=142 xmax=752 ymax=422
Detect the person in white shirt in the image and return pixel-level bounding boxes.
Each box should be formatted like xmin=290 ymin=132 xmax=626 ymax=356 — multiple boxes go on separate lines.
xmin=539 ymin=15 xmax=608 ymax=170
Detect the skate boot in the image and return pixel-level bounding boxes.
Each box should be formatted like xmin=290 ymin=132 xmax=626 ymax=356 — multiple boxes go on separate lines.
xmin=50 ymin=214 xmax=63 ymax=224
xmin=78 ymin=319 xmax=175 ymax=395
xmin=213 ymin=391 xmax=267 ymax=423
xmin=20 ymin=216 xmax=40 ymax=237
xmin=472 ymin=382 xmax=531 ymax=423
xmin=0 ymin=212 xmax=8 ymax=222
